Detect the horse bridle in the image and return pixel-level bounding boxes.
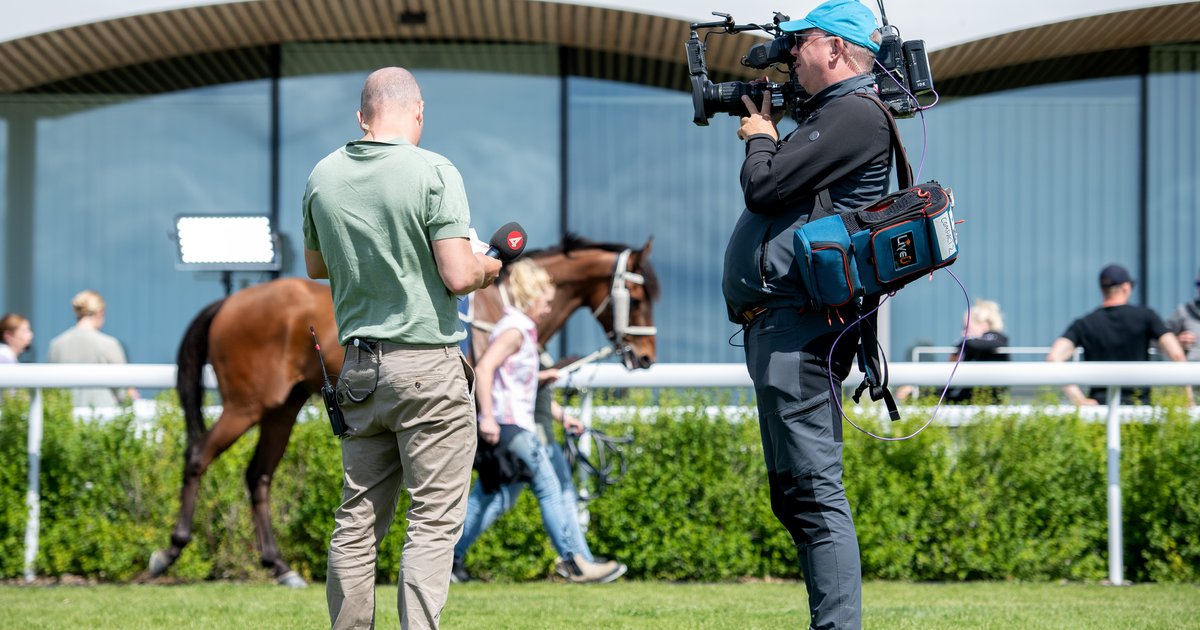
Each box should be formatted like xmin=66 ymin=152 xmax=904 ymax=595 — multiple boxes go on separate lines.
xmin=591 ymin=249 xmax=657 ymax=368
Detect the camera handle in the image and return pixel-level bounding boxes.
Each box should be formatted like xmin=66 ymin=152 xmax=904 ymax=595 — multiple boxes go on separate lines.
xmin=689 ymin=12 xmax=733 ymax=31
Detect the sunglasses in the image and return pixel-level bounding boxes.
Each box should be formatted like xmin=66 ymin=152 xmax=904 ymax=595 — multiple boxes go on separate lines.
xmin=787 ymin=32 xmax=831 ymax=48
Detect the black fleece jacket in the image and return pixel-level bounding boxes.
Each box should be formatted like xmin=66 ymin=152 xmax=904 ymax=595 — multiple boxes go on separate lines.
xmin=722 ymin=74 xmax=893 ymax=319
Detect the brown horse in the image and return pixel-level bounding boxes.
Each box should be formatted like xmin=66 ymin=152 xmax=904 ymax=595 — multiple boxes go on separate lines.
xmin=147 ymin=234 xmax=658 ymax=586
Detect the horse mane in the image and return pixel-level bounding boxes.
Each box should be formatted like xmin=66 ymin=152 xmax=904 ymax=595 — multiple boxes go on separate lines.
xmin=525 ymin=232 xmax=660 ymax=301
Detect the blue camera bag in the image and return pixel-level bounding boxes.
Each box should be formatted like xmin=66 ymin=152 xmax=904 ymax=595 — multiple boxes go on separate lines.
xmin=795 ymin=182 xmax=957 ymax=309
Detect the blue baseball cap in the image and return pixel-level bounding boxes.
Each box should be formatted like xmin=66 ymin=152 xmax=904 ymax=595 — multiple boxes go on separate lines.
xmin=779 ymin=0 xmax=881 ymax=54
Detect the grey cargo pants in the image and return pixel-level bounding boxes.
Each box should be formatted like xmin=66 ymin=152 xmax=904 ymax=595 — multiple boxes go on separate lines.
xmin=744 ymin=307 xmax=862 ymax=630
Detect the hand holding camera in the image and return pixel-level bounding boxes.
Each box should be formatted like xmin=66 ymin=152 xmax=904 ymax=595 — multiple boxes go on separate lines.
xmin=736 ymin=92 xmax=780 ymax=141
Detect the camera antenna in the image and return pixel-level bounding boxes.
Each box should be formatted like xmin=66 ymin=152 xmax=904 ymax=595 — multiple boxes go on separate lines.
xmin=876 ymin=0 xmax=891 ymax=26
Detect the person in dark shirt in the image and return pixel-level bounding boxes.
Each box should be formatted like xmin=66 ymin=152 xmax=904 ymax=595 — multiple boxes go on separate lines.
xmin=1046 ymin=264 xmax=1191 ymax=405
xmin=946 ymin=299 xmax=1010 ymax=403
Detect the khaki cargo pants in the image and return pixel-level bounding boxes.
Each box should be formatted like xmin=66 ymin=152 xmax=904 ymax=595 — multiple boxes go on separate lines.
xmin=327 ymin=342 xmax=477 ymax=630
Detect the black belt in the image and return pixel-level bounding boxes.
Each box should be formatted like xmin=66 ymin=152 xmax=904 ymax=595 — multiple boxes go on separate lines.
xmin=348 ymin=338 xmax=454 ymax=354
xmin=741 ymin=304 xmax=812 ymax=325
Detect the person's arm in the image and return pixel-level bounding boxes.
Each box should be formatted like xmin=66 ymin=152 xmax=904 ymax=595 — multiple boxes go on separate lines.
xmin=739 ymin=96 xmax=889 ymax=215
xmin=537 ymin=367 xmax=585 ymax=433
xmin=1180 ymin=330 xmax=1197 ymax=352
xmin=432 ymin=237 xmax=501 ymax=295
xmin=474 ymin=328 xmax=522 ymax=445
xmin=305 ymin=248 xmax=329 ymax=280
xmin=1046 ymin=337 xmax=1095 ymax=405
xmin=1157 ymin=332 xmax=1195 ymax=407
xmin=550 ymin=400 xmax=585 ymax=435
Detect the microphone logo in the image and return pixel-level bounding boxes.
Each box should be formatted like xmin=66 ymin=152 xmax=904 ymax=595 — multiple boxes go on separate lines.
xmin=507 ymin=232 xmax=524 ymax=250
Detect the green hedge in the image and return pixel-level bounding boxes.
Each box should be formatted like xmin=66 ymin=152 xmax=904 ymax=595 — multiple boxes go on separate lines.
xmin=1 ymin=389 xmax=1198 ymax=583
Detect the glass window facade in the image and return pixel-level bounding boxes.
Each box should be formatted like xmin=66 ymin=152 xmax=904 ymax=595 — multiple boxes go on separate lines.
xmin=891 ymin=78 xmax=1140 ymax=358
xmin=2 ymin=43 xmax=1199 ymax=366
xmin=564 ymin=77 xmax=746 ymax=362
xmin=11 ymin=83 xmax=273 ymax=364
xmin=1146 ymin=46 xmax=1200 ymax=322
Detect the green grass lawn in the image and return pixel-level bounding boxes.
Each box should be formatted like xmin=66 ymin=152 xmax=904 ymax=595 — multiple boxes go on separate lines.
xmin=1 ymin=581 xmax=1198 ymax=629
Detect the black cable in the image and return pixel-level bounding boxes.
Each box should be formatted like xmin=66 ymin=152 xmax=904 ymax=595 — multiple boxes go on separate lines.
xmin=564 ymin=428 xmax=633 ymax=496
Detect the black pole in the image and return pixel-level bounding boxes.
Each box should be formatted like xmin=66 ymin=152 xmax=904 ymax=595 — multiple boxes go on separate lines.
xmin=1137 ymin=47 xmax=1149 ymax=306
xmin=222 ymin=270 xmax=234 ymax=297
xmin=558 ymin=46 xmax=571 ymax=359
xmin=269 ymin=44 xmax=283 ymax=279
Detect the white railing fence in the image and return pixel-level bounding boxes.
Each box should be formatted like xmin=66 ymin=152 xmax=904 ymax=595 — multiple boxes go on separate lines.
xmin=5 ymin=361 xmax=1200 ymax=586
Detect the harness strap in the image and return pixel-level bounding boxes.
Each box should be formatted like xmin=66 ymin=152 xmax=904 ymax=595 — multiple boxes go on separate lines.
xmin=858 ymin=92 xmax=914 ymax=190
xmin=594 ymin=249 xmax=657 ymax=339
xmin=850 ymin=295 xmax=901 ymax=421
xmin=854 ymin=296 xmax=902 ymax=422
xmin=811 ymin=92 xmax=913 ymax=222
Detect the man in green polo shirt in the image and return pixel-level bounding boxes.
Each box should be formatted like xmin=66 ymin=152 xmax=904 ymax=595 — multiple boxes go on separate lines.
xmin=303 ymin=66 xmax=501 ymax=630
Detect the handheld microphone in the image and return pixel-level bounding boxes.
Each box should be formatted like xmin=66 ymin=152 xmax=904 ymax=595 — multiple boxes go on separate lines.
xmin=486 ymin=222 xmax=527 ymax=262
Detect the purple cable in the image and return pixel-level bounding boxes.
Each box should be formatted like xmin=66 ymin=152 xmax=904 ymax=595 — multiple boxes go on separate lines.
xmin=872 ymin=60 xmax=940 ymax=182
xmin=825 ymin=267 xmax=971 ymax=441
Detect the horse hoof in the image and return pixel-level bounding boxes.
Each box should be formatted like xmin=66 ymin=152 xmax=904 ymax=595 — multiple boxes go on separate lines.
xmin=148 ymin=550 xmax=171 ymax=577
xmin=277 ymin=571 xmax=307 ymax=588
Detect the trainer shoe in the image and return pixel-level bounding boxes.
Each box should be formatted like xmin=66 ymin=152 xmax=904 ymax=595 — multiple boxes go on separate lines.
xmin=579 ymin=556 xmax=628 ymax=582
xmin=450 ymin=556 xmax=471 ymax=584
xmin=554 ymin=555 xmax=625 ymax=584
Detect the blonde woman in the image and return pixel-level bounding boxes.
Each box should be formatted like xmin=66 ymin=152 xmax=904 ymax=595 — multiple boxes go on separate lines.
xmin=47 ymin=290 xmax=139 ymax=406
xmin=453 ymin=259 xmax=625 ymax=584
xmin=946 ymin=299 xmax=1010 ymax=403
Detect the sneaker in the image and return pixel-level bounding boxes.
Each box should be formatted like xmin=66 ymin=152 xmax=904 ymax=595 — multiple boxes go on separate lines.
xmin=607 ymin=561 xmax=629 ymax=582
xmin=554 ymin=555 xmax=625 ymax=584
xmin=450 ymin=557 xmax=471 ymax=584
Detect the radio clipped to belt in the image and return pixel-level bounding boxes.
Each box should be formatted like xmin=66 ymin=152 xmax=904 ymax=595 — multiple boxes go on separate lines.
xmin=793 ymin=93 xmax=960 ymax=421
xmin=310 ymin=326 xmax=348 ymax=437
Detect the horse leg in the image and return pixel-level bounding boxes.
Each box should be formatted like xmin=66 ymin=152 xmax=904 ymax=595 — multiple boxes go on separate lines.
xmin=149 ymin=409 xmax=259 ymax=577
xmin=246 ymin=387 xmax=307 ymax=587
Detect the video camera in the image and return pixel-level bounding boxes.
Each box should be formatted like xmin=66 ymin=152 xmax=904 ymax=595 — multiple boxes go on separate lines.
xmin=687 ymin=1 xmax=934 ymax=125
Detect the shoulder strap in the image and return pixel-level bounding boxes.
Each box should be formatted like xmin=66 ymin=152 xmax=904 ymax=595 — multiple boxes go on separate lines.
xmin=811 ymin=93 xmax=913 ymax=221
xmin=851 ymin=295 xmax=901 ymax=421
xmin=856 ymin=92 xmax=913 ymax=190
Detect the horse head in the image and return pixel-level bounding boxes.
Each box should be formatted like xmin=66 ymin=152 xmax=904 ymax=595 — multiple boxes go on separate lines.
xmin=557 ymin=236 xmax=658 ymax=370
xmin=597 ymin=237 xmax=657 ymax=369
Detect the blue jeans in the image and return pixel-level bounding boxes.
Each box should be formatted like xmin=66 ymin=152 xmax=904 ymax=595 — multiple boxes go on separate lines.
xmin=455 ymin=429 xmax=588 ymax=561
xmin=545 ymin=437 xmax=593 ymax=562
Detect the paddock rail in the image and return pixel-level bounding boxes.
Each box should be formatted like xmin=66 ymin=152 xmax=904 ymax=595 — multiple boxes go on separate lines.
xmin=4 ymin=361 xmax=1200 ymax=586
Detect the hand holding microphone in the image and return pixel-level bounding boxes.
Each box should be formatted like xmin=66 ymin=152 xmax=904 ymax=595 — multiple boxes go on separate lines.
xmin=485 ymin=222 xmax=527 ymax=262
xmin=471 ymin=222 xmax=526 ymax=291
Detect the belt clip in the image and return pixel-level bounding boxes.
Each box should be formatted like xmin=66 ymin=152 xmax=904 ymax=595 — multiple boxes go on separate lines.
xmin=742 ymin=306 xmax=767 ymax=324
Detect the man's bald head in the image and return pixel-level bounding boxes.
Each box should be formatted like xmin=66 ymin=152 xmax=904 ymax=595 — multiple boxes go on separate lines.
xmin=359 ymin=67 xmax=422 ymax=125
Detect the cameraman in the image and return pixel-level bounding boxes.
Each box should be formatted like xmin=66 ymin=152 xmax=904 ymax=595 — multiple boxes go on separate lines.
xmin=721 ymin=1 xmax=891 ymax=627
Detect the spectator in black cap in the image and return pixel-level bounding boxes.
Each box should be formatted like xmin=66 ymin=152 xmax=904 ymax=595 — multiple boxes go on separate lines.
xmin=1166 ymin=268 xmax=1200 ymax=362
xmin=1046 ymin=264 xmax=1192 ymax=405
